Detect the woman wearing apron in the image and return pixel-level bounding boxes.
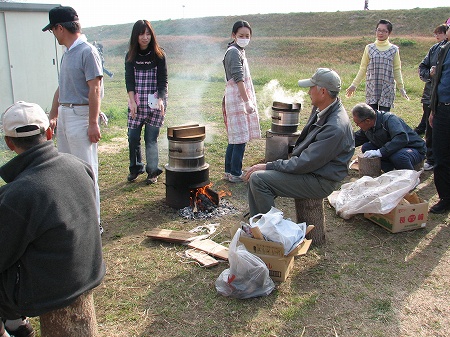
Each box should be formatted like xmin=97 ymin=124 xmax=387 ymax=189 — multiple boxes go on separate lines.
xmin=125 ymin=20 xmax=168 ymax=184
xmin=222 ymin=20 xmax=261 ymax=183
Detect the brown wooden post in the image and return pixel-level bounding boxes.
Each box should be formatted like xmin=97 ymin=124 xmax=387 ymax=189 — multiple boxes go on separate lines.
xmin=295 ymin=198 xmax=326 ymax=245
xmin=39 ymin=290 xmax=99 ymax=337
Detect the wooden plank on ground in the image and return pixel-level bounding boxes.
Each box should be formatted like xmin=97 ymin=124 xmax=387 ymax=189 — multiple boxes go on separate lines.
xmin=146 ymin=229 xmax=202 ymax=243
xmin=185 ymin=249 xmax=219 ymax=267
xmin=187 ymin=239 xmax=229 ymax=261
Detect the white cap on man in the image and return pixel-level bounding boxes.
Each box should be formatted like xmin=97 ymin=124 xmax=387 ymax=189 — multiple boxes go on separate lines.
xmin=1 ymin=101 xmax=49 ymax=137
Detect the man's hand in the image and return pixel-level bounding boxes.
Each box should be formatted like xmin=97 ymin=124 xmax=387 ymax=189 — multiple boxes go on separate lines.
xmin=243 ymin=163 xmax=266 ymax=181
xmin=49 ymin=118 xmax=57 ymax=134
xmin=429 ymin=113 xmax=434 ymax=128
xmin=363 ymin=149 xmax=382 ymax=158
xmin=88 ymin=123 xmax=101 ymax=143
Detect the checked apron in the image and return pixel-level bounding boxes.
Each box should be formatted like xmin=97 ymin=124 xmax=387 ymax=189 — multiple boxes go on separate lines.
xmin=222 ymin=46 xmax=261 ymax=144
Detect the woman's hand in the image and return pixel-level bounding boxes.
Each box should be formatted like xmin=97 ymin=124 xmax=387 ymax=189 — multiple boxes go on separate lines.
xmin=129 ymin=100 xmax=137 ymax=119
xmin=158 ymin=98 xmax=165 ymax=116
xmin=244 ymin=100 xmax=256 ymax=114
xmin=345 ymin=85 xmax=356 ymax=98
xmin=400 ymin=88 xmax=410 ymax=100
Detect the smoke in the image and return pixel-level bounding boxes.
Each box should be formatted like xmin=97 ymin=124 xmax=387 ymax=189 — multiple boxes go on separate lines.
xmin=258 ymin=79 xmax=306 ymax=119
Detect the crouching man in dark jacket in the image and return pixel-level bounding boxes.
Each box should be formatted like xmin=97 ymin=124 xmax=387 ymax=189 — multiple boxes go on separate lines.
xmin=352 ymin=103 xmax=426 ymax=173
xmin=0 ymin=102 xmax=105 ymax=337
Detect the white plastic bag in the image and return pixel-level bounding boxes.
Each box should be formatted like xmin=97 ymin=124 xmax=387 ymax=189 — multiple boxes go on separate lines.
xmin=215 ymin=229 xmax=275 ymax=299
xmin=328 ymin=169 xmax=421 ymax=219
xmin=250 ymin=207 xmax=306 ymax=255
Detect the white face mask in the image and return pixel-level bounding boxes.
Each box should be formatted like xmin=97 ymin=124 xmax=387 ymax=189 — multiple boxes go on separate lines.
xmin=236 ymin=38 xmax=250 ymax=48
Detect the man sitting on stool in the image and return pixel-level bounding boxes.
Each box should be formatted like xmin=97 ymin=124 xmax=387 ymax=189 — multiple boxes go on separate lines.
xmin=352 ymin=103 xmax=426 ymax=173
xmin=244 ymin=68 xmax=355 ymax=216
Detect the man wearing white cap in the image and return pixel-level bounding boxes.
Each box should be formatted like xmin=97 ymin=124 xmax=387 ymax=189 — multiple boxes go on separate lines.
xmin=245 ymin=68 xmax=355 ymax=216
xmin=0 ymin=102 xmax=105 ymax=337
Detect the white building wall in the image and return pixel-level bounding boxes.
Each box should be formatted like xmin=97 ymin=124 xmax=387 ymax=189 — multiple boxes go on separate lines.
xmin=0 ymin=3 xmax=61 ymax=113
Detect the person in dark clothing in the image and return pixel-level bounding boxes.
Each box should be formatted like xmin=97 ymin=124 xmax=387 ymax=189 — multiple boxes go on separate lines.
xmin=415 ymin=23 xmax=448 ymax=171
xmin=0 ymin=102 xmax=105 ymax=337
xmin=429 ymin=24 xmax=450 ymax=214
xmin=353 ymin=103 xmax=426 ymax=172
xmin=125 ymin=20 xmax=168 ymax=184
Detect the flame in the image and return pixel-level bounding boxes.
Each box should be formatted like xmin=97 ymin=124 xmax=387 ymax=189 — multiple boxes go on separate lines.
xmin=194 ymin=183 xmax=213 ymax=196
xmin=218 ymin=190 xmax=232 ymax=198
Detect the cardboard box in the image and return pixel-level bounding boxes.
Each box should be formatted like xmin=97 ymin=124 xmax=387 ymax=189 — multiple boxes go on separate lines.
xmin=239 ymin=230 xmax=312 ymax=282
xmin=256 ymin=254 xmax=294 ymax=282
xmin=364 ymin=195 xmax=428 ymax=233
xmin=239 ymin=235 xmax=312 ymax=257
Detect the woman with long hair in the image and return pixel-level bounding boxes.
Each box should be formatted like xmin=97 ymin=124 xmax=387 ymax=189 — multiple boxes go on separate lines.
xmin=125 ymin=20 xmax=168 ymax=184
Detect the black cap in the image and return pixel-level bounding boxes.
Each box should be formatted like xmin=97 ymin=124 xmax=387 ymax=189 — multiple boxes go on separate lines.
xmin=42 ymin=6 xmax=79 ymax=32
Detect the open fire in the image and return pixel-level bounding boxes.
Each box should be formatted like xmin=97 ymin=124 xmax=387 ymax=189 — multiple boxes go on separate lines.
xmin=180 ymin=186 xmax=237 ymax=220
xmin=190 ymin=183 xmax=232 ymax=213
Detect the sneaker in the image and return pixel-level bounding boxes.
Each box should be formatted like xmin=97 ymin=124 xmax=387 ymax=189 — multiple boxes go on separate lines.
xmin=223 ymin=172 xmax=231 ymax=180
xmin=127 ymin=168 xmax=145 ymax=182
xmin=145 ymin=168 xmax=163 ymax=185
xmin=228 ymin=173 xmax=244 ymax=183
xmin=423 ymin=162 xmax=434 ymax=171
xmin=429 ymin=199 xmax=450 ymax=214
xmin=145 ymin=175 xmax=158 ymax=185
xmin=5 ymin=319 xmax=35 ymax=337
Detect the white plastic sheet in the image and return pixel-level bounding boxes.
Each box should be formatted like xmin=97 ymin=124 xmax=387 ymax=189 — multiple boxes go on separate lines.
xmin=328 ymin=169 xmax=421 ymax=219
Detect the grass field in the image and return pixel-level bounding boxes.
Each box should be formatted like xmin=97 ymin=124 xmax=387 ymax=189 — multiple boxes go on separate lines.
xmin=3 ymin=7 xmax=450 ymax=337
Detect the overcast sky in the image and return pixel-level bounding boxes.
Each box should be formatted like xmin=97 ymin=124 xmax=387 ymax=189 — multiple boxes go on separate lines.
xmin=23 ymin=0 xmax=450 ymax=28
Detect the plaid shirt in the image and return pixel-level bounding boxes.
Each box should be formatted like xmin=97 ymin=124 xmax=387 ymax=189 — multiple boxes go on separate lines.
xmin=127 ymin=58 xmax=167 ymax=129
xmin=366 ymin=43 xmax=398 ymax=108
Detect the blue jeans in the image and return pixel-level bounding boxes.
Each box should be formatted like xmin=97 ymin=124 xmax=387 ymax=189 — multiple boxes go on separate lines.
xmin=361 ymin=142 xmax=424 ymax=172
xmin=432 ymin=105 xmax=450 ymax=200
xmin=225 ymin=143 xmax=246 ymax=176
xmin=128 ymin=124 xmax=160 ymax=175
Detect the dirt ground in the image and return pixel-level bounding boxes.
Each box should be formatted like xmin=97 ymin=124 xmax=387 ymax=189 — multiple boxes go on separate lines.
xmin=92 ymin=136 xmax=450 ymax=337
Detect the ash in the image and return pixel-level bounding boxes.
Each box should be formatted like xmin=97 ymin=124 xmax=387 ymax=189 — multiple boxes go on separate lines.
xmin=178 ymin=198 xmax=238 ymax=220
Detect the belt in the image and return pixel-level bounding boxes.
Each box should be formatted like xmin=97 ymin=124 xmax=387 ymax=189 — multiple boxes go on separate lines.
xmin=437 ymin=102 xmax=450 ymax=106
xmin=60 ymin=103 xmax=89 ymax=107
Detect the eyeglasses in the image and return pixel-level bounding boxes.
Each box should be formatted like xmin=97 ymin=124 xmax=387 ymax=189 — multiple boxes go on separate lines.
xmin=48 ymin=24 xmax=60 ymax=34
xmin=376 ymin=29 xmax=389 ymax=34
xmin=354 ymin=118 xmax=368 ymax=127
